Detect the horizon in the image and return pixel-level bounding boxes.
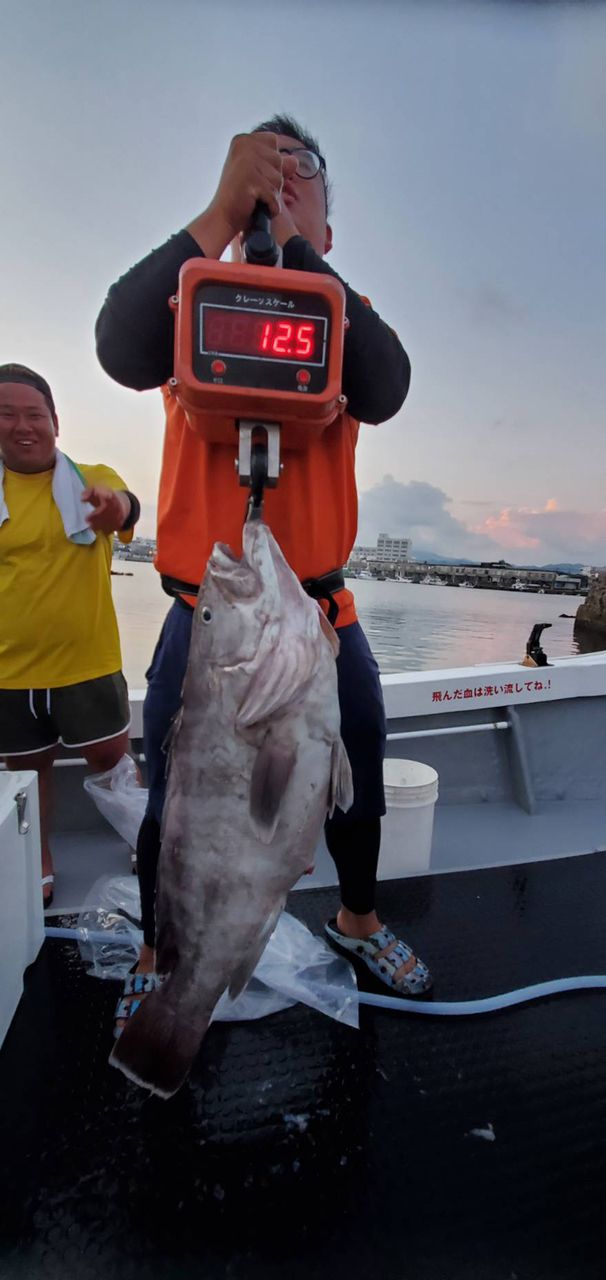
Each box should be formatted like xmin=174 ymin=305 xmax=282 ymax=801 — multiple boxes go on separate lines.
xmin=2 ymin=0 xmax=605 ymax=565
xmin=123 ymin=524 xmax=598 ymax=573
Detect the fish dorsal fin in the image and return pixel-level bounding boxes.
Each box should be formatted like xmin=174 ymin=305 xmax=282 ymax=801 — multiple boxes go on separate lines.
xmin=316 ymin=605 xmax=340 ymax=657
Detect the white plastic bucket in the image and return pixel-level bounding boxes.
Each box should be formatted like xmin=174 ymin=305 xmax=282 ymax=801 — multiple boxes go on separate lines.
xmin=379 ymin=758 xmax=439 ymax=879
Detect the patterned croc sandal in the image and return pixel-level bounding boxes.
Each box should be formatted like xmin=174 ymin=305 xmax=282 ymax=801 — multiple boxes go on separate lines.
xmin=114 ymin=970 xmax=163 ymax=1039
xmin=324 ymin=919 xmax=433 ymax=997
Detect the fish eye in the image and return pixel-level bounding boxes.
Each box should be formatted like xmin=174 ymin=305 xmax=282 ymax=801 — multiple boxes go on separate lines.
xmin=201 ymin=607 xmax=212 ymax=624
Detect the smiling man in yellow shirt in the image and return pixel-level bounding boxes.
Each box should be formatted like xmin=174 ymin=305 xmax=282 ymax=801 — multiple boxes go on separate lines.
xmin=0 ymin=364 xmax=140 ymax=905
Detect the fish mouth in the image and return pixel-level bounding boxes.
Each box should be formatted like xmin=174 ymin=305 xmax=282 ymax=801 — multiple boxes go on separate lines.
xmin=208 ymin=540 xmax=261 ymax=601
xmin=210 ymin=543 xmax=239 ymax=569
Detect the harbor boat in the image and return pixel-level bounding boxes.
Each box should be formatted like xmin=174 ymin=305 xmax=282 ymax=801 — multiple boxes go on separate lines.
xmin=2 ymin=637 xmax=606 ymax=1278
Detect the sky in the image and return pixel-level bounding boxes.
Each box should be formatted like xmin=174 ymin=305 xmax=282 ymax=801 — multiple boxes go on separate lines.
xmin=2 ymin=0 xmax=605 ymax=565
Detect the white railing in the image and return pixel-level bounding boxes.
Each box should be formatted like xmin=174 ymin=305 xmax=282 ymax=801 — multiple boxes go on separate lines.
xmin=0 ymin=653 xmax=602 ymax=769
xmin=126 ymin=650 xmax=606 ymax=736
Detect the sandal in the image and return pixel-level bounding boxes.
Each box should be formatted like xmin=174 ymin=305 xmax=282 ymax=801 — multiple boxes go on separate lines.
xmin=42 ymin=874 xmax=55 ymax=908
xmin=324 ymin=919 xmax=433 ymax=997
xmin=114 ymin=970 xmax=162 ymax=1039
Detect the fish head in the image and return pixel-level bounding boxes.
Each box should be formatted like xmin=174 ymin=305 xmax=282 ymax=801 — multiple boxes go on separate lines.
xmin=192 ymin=521 xmax=281 ymax=668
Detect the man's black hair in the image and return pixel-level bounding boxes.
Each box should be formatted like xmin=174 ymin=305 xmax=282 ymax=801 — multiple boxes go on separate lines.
xmin=253 ymin=113 xmax=332 ymax=215
xmin=0 ymin=363 xmax=57 ymax=420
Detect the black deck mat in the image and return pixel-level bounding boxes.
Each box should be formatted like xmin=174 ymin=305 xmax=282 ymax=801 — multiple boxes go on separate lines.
xmin=2 ymin=853 xmax=606 ymax=1280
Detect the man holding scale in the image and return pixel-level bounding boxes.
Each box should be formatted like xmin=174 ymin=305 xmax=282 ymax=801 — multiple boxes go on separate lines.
xmin=96 ymin=116 xmax=432 ymax=1033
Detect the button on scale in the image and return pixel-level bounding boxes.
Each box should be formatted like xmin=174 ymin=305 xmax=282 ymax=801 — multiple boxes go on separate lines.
xmin=296 ymin=369 xmax=311 ymax=386
xmin=211 ymin=359 xmax=226 ymax=376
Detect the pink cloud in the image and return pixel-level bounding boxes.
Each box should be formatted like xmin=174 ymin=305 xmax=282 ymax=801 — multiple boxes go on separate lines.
xmin=358 ymin=478 xmax=606 ymax=565
xmin=472 ymin=502 xmax=606 ymax=562
xmin=475 ymin=508 xmax=540 ymax=550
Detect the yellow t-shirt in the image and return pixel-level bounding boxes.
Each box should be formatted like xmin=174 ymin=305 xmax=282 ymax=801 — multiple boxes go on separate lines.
xmin=0 ymin=462 xmax=133 ymax=689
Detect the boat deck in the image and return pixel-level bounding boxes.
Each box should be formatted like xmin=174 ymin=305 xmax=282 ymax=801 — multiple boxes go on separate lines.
xmin=2 ymin=852 xmax=606 ymax=1280
xmin=38 ymin=793 xmax=606 ymax=918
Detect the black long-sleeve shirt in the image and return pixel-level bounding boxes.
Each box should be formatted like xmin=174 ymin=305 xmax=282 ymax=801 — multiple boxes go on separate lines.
xmin=95 ymin=231 xmax=410 ymax=424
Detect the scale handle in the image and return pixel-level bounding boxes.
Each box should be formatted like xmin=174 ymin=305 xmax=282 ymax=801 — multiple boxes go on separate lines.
xmin=243 ymin=200 xmax=280 ymax=267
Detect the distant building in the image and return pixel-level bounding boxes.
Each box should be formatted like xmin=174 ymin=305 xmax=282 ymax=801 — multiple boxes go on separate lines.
xmin=346 ymin=541 xmax=588 ymax=593
xmin=376 ymin=533 xmax=411 ymax=563
xmin=350 ymin=534 xmax=412 ymax=565
xmin=114 ymin=536 xmax=156 ymax=563
xmin=350 ymin=544 xmax=378 ymax=563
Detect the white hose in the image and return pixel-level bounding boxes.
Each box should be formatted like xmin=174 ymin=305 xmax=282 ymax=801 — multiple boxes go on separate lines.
xmin=45 ymin=926 xmax=133 ymax=945
xmin=45 ymin=929 xmax=606 ymax=1015
xmin=351 ymin=975 xmax=606 ymax=1015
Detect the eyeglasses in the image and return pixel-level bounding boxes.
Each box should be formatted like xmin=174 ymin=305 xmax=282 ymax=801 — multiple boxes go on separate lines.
xmin=278 ymin=146 xmax=326 ymax=181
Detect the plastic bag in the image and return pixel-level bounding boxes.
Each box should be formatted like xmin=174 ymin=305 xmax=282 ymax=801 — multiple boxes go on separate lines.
xmin=213 ymin=911 xmax=358 ymax=1026
xmin=83 ymin=754 xmax=147 ymax=850
xmin=78 ymin=874 xmax=143 ymax=978
xmin=77 ymin=874 xmax=358 ymax=1029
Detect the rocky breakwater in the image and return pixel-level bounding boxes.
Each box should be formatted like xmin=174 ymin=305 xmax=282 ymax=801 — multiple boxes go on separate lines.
xmin=575 ymin=574 xmax=606 ymax=635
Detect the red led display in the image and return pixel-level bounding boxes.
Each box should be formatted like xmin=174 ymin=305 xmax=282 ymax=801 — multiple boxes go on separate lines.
xmin=202 ymin=307 xmax=324 ymax=363
xmin=259 ymin=320 xmax=315 ymax=357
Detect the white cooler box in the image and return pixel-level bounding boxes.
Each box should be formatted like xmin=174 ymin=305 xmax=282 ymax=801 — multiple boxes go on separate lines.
xmin=0 ymin=771 xmax=44 ymax=1048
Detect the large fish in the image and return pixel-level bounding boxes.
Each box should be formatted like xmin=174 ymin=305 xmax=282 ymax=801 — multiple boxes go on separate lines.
xmin=110 ymin=516 xmax=353 ymax=1098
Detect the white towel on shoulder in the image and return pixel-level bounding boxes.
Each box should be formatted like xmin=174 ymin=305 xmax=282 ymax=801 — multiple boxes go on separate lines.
xmin=0 ymin=449 xmax=96 ymax=544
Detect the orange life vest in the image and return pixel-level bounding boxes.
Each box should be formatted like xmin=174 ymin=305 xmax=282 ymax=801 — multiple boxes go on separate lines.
xmin=155 ymin=385 xmax=359 ymax=627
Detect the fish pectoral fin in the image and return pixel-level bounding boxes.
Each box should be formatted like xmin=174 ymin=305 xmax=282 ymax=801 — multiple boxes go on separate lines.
xmin=328 ymin=736 xmax=354 ymax=817
xmin=249 ymin=730 xmax=298 ymax=843
xmin=228 ymin=900 xmax=284 ymax=1000
xmin=237 ymin=637 xmax=315 ymax=727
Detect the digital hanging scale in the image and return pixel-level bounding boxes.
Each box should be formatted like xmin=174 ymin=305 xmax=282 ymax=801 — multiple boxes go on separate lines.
xmin=169 ymin=203 xmax=347 ymax=513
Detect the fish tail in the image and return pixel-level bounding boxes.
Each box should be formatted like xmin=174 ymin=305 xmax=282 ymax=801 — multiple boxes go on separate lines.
xmin=109 ymin=974 xmax=210 ymax=1099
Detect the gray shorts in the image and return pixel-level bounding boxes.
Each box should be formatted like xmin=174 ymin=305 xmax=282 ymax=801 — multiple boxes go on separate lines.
xmin=0 ymin=672 xmax=130 ymax=757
